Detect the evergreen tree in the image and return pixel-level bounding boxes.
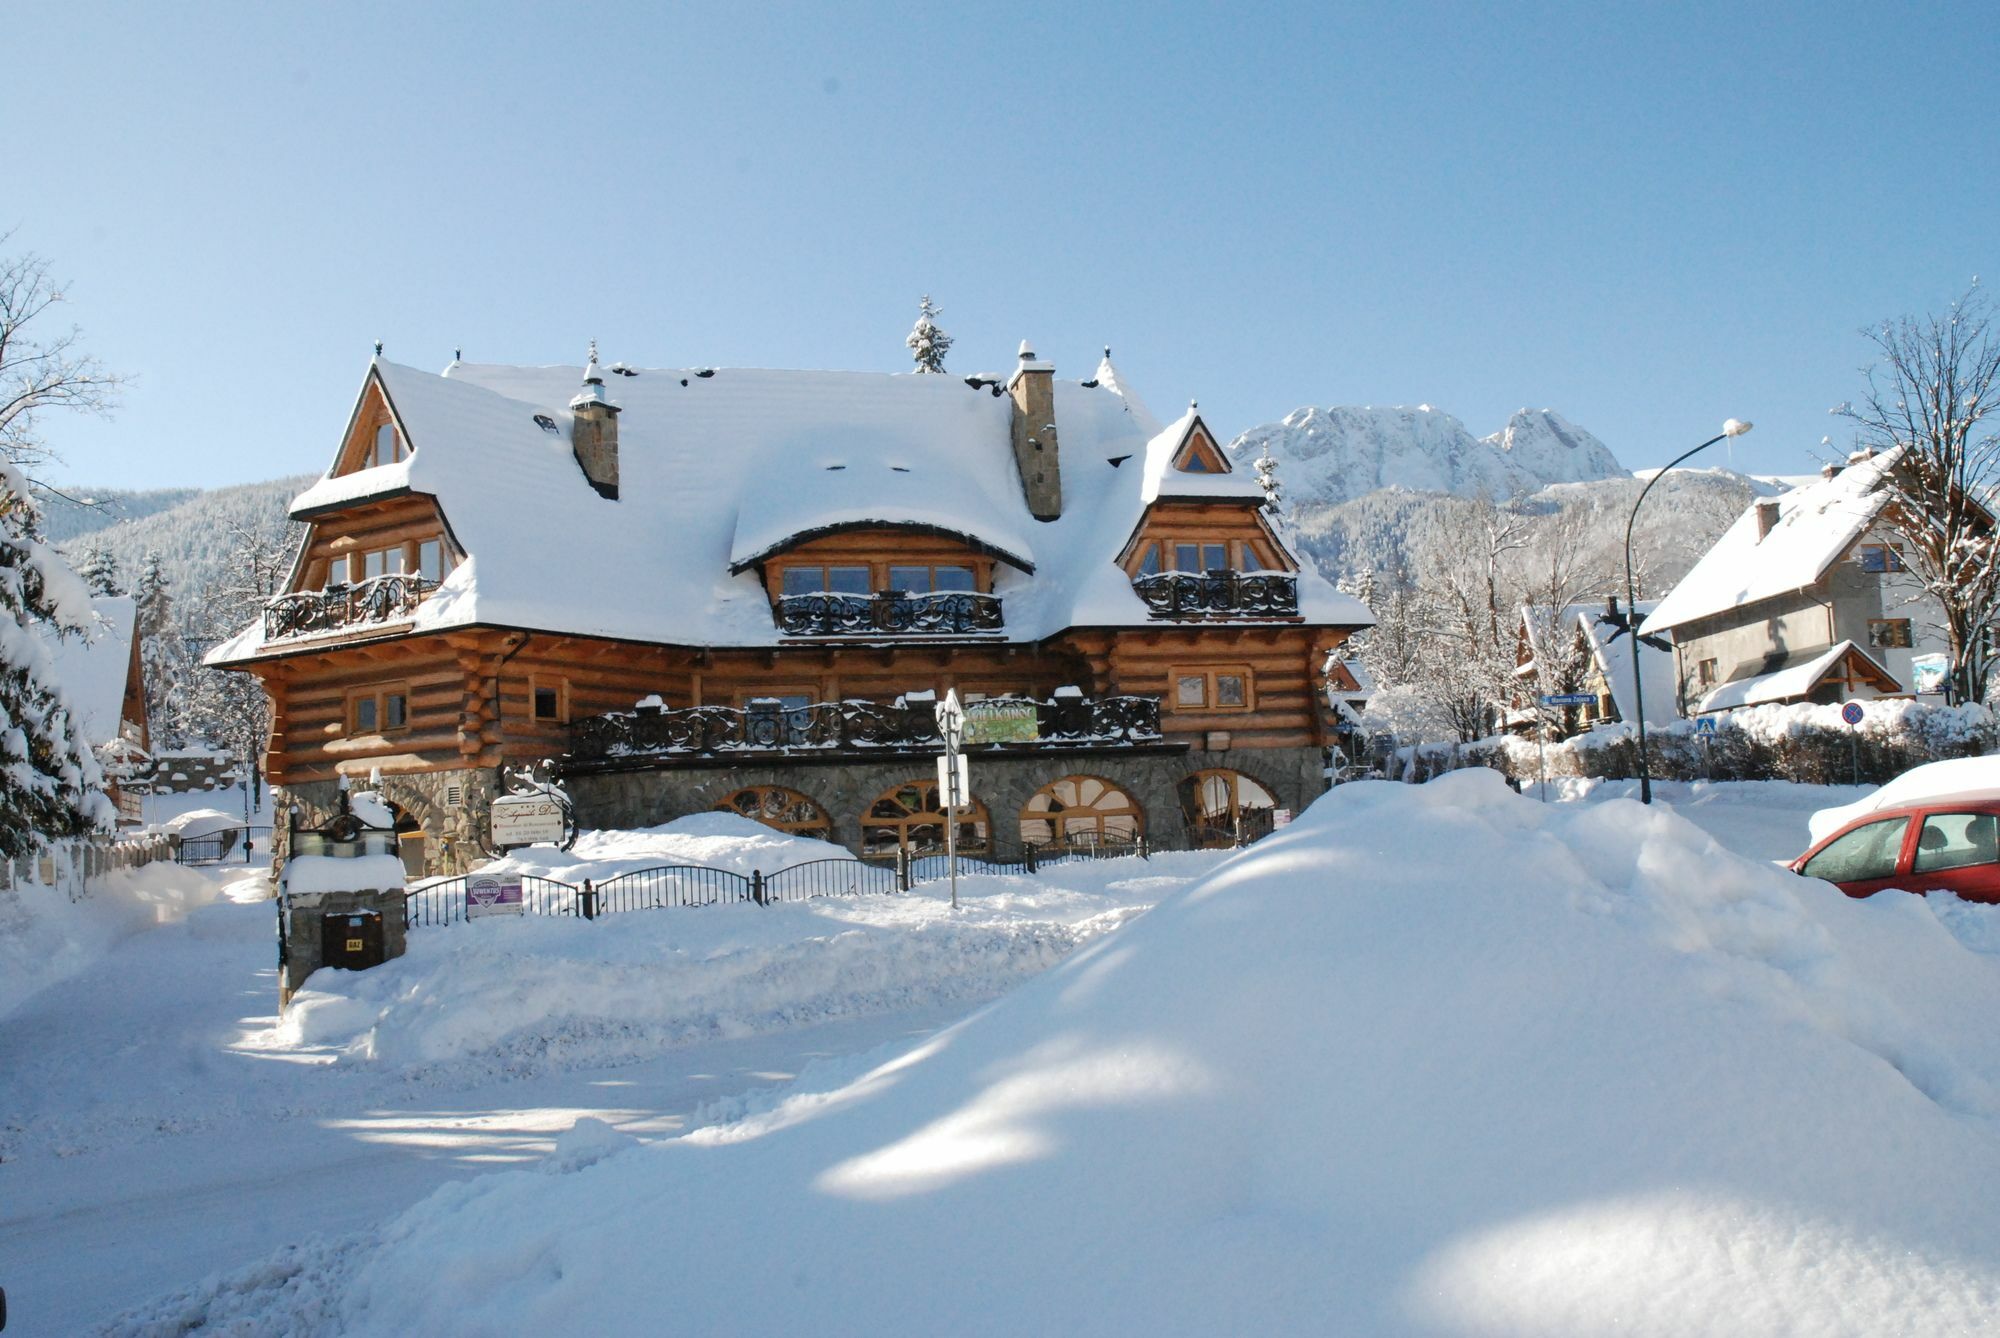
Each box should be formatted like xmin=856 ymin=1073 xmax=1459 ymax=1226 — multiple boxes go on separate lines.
xmin=0 ymin=465 xmax=114 ymax=856
xmin=906 ymin=295 xmax=953 ymax=374
xmin=133 ymin=551 xmax=184 ymax=745
xmin=74 ymin=542 xmax=121 ymax=595
xmin=1254 ymin=442 xmax=1285 ymax=527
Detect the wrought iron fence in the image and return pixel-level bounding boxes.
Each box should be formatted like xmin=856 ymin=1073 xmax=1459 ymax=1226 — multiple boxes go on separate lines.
xmin=1130 ymin=570 xmax=1298 ymax=618
xmin=399 ymin=833 xmax=1245 ymax=932
xmin=567 ymin=693 xmax=1163 ymax=763
xmin=774 ymin=590 xmax=1004 ymax=637
xmin=263 ymin=573 xmax=438 ymax=641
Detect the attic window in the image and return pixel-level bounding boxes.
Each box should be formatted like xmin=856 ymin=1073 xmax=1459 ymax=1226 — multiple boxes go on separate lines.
xmin=1170 ymin=426 xmax=1230 ymax=474
xmin=370 ymin=422 xmax=405 ymax=467
xmin=533 ymin=414 xmax=560 ymax=434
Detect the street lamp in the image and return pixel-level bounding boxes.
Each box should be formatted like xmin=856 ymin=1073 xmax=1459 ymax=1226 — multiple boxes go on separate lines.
xmin=1622 ymin=418 xmax=1754 ymax=804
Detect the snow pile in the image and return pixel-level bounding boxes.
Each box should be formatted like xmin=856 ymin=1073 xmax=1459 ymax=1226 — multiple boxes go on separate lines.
xmin=280 ymin=813 xmax=1223 ymax=1081
xmin=128 ymin=773 xmax=2000 ymax=1335
xmin=0 ymin=861 xmax=223 ymax=1020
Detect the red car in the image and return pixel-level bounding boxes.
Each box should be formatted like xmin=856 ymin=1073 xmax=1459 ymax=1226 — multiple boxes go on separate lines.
xmin=1791 ymin=796 xmax=2000 ymax=902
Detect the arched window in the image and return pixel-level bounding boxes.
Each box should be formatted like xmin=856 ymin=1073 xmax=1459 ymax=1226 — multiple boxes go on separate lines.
xmin=1020 ymin=775 xmax=1144 ymax=848
xmin=1178 ymin=768 xmax=1278 ymax=848
xmin=860 ymin=778 xmax=990 ymax=859
xmin=715 ymin=785 xmax=833 ymax=842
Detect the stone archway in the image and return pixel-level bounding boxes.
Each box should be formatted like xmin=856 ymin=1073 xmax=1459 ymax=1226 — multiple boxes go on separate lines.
xmin=1019 ymin=774 xmax=1145 ymax=849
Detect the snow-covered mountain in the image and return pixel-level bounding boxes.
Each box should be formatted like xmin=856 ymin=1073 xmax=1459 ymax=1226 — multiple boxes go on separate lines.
xmin=1228 ymin=405 xmax=1627 ymax=507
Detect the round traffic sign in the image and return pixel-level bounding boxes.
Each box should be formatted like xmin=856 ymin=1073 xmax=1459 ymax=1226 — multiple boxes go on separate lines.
xmin=1841 ymin=701 xmax=1865 ymax=726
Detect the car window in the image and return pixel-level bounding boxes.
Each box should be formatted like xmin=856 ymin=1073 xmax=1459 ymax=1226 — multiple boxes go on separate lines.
xmin=1802 ymin=817 xmax=1909 ymax=883
xmin=1912 ymin=812 xmax=2000 ymax=873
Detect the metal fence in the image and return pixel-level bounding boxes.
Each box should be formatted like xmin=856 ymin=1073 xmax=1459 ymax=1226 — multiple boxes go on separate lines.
xmin=401 ymin=835 xmax=1229 ymax=931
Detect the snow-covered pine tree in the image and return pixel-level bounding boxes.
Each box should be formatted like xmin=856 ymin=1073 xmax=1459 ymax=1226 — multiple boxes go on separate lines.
xmin=1254 ymin=442 xmax=1285 ymax=527
xmin=906 ymin=295 xmax=953 ymax=374
xmin=74 ymin=542 xmax=121 ymax=595
xmin=133 ymin=551 xmax=184 ymax=744
xmin=0 ymin=464 xmax=114 ymax=857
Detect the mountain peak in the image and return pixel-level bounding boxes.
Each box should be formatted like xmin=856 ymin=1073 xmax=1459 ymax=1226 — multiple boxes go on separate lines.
xmin=1229 ymin=403 xmax=1626 ymax=508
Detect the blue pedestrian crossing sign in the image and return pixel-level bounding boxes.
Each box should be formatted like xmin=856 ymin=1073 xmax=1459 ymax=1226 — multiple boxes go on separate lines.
xmin=1695 ymin=716 xmax=1717 ymax=736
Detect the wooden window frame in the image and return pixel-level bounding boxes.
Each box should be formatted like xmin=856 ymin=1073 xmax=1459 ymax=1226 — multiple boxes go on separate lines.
xmin=347 ymin=683 xmax=412 ymax=737
xmin=715 ymin=785 xmax=833 ymax=841
xmin=775 ymin=559 xmax=989 ymax=598
xmin=1126 ymin=537 xmax=1279 ymax=579
xmin=1858 ymin=542 xmax=1907 ymax=574
xmin=531 ymin=675 xmax=570 ymax=724
xmin=1169 ymin=666 xmax=1256 ymax=713
xmin=1696 ymin=657 xmax=1719 ymax=688
xmin=1868 ymin=618 xmax=1914 ymax=650
xmin=860 ymin=778 xmax=992 ymax=858
xmin=1019 ymin=775 xmax=1146 ymax=848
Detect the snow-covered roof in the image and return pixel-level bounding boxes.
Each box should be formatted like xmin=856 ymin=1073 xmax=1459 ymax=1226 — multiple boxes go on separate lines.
xmin=220 ymin=353 xmax=1370 ymax=661
xmin=1641 ymin=450 xmax=1902 ymax=635
xmin=1140 ymin=408 xmax=1267 ymax=505
xmin=1578 ymin=601 xmax=1679 ymax=726
xmin=1697 ymin=640 xmax=1898 ymax=713
xmin=33 ymin=595 xmax=138 ymax=749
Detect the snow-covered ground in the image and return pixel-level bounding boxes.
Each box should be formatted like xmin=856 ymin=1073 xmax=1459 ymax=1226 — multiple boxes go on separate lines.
xmin=7 ymin=779 xmax=1988 ymax=1335
xmin=0 ymin=816 xmax=1223 ymax=1334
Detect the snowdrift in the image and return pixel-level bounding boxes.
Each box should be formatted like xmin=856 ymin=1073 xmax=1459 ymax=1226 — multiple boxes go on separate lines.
xmin=124 ymin=774 xmax=2000 ymax=1336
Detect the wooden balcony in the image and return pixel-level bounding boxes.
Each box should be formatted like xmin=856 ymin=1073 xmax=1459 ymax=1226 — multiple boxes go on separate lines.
xmin=773 ymin=589 xmax=1004 ymax=637
xmin=263 ymin=574 xmax=437 ymax=642
xmin=565 ymin=693 xmax=1166 ymax=769
xmin=1131 ymin=570 xmax=1299 ymax=619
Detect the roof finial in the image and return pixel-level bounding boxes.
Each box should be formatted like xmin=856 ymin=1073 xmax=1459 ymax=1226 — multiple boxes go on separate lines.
xmin=1189 ymin=399 xmax=1198 ymax=411
xmin=1104 ymin=346 xmax=1112 ymax=359
xmin=588 ymin=337 xmax=599 ymax=365
xmin=373 ymin=339 xmax=383 ymax=357
xmin=454 ymin=347 xmax=462 ymax=363
xmin=582 ymin=339 xmax=604 ymax=386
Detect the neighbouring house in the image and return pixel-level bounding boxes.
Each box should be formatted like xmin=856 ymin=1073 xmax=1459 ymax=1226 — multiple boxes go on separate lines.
xmin=1640 ymin=449 xmax=1958 ymax=715
xmin=1512 ymin=598 xmax=1680 ymax=732
xmin=210 ymin=343 xmax=1374 ymax=873
xmin=35 ymin=594 xmax=151 ymax=823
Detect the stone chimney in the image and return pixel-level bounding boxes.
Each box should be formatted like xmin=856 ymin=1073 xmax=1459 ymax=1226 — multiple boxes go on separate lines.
xmin=1821 ymin=461 xmax=1842 ymax=481
xmin=1007 ymin=340 xmax=1061 ymax=521
xmin=1755 ymin=500 xmax=1781 ymax=539
xmin=569 ymin=340 xmax=621 ymax=500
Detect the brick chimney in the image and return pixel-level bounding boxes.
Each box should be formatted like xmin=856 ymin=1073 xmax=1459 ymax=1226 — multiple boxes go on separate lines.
xmin=1755 ymin=500 xmax=1781 ymax=539
xmin=570 ymin=340 xmax=621 ymax=500
xmin=1007 ymin=340 xmax=1061 ymax=521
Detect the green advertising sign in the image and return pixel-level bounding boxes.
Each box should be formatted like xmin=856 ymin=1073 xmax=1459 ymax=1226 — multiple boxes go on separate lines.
xmin=964 ymin=700 xmax=1040 ymax=744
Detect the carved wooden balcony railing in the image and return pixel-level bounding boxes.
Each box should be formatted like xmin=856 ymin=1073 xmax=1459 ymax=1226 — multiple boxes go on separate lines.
xmin=566 ymin=693 xmax=1162 ymax=764
xmin=263 ymin=573 xmax=438 ymax=641
xmin=773 ymin=590 xmax=1004 ymax=637
xmin=1131 ymin=570 xmax=1299 ymax=618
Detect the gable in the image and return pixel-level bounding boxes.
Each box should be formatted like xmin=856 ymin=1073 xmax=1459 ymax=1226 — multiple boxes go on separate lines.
xmin=1170 ymin=418 xmax=1231 ymax=474
xmin=331 ymin=372 xmax=412 ymax=478
xmin=1117 ymin=500 xmax=1297 ymax=574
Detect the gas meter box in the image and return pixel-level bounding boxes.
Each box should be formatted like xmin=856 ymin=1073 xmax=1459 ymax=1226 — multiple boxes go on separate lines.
xmin=278 ymin=798 xmax=409 ymax=1006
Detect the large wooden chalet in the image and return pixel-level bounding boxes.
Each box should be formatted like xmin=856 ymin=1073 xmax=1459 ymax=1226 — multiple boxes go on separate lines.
xmin=213 ymin=342 xmax=1373 ymax=874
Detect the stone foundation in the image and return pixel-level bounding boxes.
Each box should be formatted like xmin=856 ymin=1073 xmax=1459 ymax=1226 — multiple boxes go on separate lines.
xmin=564 ymin=746 xmax=1326 ymax=854
xmin=273 ymin=766 xmax=501 ymax=879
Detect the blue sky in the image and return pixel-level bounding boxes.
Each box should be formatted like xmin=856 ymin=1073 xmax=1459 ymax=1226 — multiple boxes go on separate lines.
xmin=12 ymin=1 xmax=1997 ymax=490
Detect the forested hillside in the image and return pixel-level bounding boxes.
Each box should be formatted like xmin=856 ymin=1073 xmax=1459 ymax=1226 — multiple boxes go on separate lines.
xmin=45 ymin=475 xmax=312 ymax=598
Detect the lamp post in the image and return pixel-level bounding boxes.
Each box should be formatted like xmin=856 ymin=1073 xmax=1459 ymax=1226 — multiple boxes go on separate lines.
xmin=1624 ymin=418 xmax=1754 ymax=804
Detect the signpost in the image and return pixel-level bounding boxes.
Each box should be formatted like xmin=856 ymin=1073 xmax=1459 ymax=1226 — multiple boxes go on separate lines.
xmin=1539 ymin=692 xmax=1598 ymax=707
xmin=1535 ymin=694 xmax=1594 ymax=802
xmin=1842 ymin=700 xmax=1865 ymax=786
xmin=934 ymin=690 xmax=967 ymax=910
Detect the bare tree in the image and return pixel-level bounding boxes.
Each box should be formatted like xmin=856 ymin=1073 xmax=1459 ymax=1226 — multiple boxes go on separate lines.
xmin=0 ymin=238 xmax=122 ymax=469
xmin=1840 ymin=288 xmax=2000 ymax=702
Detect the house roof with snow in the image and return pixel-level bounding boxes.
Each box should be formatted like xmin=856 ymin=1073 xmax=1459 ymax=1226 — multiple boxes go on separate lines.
xmin=1696 ymin=640 xmax=1901 ymax=713
xmin=216 ymin=352 xmax=1370 ymax=661
xmin=34 ymin=595 xmax=144 ymax=750
xmin=1518 ymin=601 xmax=1680 ymax=725
xmin=1640 ymin=450 xmax=1903 ymax=636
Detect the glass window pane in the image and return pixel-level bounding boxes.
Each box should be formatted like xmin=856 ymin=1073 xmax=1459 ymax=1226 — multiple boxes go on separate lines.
xmin=781 ymin=567 xmax=823 ymax=596
xmin=1802 ymin=817 xmax=1908 ymax=883
xmin=1216 ymin=674 xmax=1246 ymax=706
xmin=828 ymin=566 xmax=871 ymax=594
xmin=1177 ymin=674 xmax=1207 ymax=707
xmin=1859 ymin=546 xmax=1887 ymax=573
xmin=889 ymin=566 xmax=931 ymax=593
xmin=354 ymin=697 xmax=378 ymax=732
xmin=1913 ymin=813 xmax=2000 ymax=872
xmin=934 ymin=566 xmax=975 ymax=592
xmin=374 ymin=423 xmax=395 ymax=467
xmin=385 ymin=693 xmax=407 ymax=729
xmin=419 ymin=540 xmax=442 ymax=581
xmin=534 ymin=687 xmax=558 ymax=720
xmin=1204 ymin=544 xmax=1228 ymax=572
xmin=384 ymin=548 xmax=408 ymax=575
xmin=1137 ymin=544 xmax=1161 ymax=576
xmin=1239 ymin=546 xmax=1263 ymax=572
xmin=364 ymin=549 xmax=386 ymax=580
xmin=1174 ymin=543 xmax=1200 ymax=572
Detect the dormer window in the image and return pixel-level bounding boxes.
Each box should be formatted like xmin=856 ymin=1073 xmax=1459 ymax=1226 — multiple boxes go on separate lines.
xmin=371 ymin=422 xmax=405 ymax=468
